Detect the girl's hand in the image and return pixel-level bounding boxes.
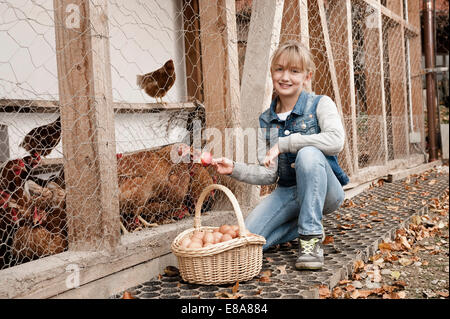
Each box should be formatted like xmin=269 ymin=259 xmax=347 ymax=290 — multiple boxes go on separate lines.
xmin=263 ymin=144 xmax=280 ymax=168
xmin=211 ymin=157 xmax=234 ymax=175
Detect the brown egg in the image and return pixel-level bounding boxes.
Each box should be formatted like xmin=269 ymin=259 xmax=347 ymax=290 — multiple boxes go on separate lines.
xmin=188 ymin=241 xmax=203 ymax=249
xmin=219 ymin=224 xmax=231 ymax=234
xmin=180 ymin=237 xmax=191 ymax=248
xmin=203 ymin=242 xmax=213 ymax=248
xmin=220 ymin=233 xmax=233 ymax=242
xmin=212 ymin=231 xmax=223 ymax=244
xmin=192 ymin=230 xmax=205 ymax=240
xmin=231 ymin=225 xmax=239 ymax=233
xmin=190 ymin=237 xmax=203 ymax=245
xmin=203 ymin=232 xmax=214 ymax=245
xmin=227 ymin=230 xmax=237 ymax=238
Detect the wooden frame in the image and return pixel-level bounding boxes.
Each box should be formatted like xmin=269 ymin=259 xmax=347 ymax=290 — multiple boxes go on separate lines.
xmin=53 ymin=0 xmax=120 ymax=251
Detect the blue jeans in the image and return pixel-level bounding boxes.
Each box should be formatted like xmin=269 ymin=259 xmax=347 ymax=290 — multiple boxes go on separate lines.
xmin=245 ymin=146 xmax=345 ymax=251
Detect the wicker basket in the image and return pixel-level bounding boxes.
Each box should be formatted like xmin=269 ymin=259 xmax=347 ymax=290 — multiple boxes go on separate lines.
xmin=171 ymin=184 xmax=266 ymax=285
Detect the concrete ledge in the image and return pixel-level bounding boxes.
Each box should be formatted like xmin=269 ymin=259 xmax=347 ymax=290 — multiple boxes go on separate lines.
xmin=0 ymin=208 xmax=247 ymax=299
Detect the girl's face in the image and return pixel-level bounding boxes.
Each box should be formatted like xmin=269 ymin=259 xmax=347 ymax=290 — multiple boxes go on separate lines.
xmin=271 ymin=53 xmax=312 ymax=98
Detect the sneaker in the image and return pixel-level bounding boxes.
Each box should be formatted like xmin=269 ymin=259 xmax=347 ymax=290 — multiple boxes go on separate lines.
xmin=295 ymin=237 xmax=324 ymax=270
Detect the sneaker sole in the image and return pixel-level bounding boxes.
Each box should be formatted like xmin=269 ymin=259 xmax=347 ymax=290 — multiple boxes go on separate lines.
xmin=295 ymin=261 xmax=323 ymax=270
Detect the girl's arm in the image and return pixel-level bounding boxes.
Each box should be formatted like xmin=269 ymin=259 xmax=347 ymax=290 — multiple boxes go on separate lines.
xmin=277 ymin=95 xmax=345 ymax=156
xmin=215 ymin=128 xmax=278 ymax=185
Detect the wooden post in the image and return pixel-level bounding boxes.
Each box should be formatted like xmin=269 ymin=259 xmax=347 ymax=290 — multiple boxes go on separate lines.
xmin=183 ymin=0 xmax=204 ymax=102
xmin=240 ymin=0 xmax=284 ymax=207
xmin=308 ymin=0 xmax=353 ymax=175
xmin=407 ymin=0 xmax=426 ymax=150
xmin=53 ymin=0 xmax=120 ymax=251
xmin=363 ymin=3 xmax=389 ymax=165
xmin=386 ymin=1 xmax=410 ymax=159
xmin=328 ymin=0 xmax=358 ymax=174
xmin=198 ymin=0 xmax=241 ymax=135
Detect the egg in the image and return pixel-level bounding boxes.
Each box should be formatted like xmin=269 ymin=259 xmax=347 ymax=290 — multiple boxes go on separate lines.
xmin=203 ymin=242 xmax=213 ymax=248
xmin=180 ymin=237 xmax=191 ymax=248
xmin=192 ymin=230 xmax=205 ymax=240
xmin=212 ymin=231 xmax=223 ymax=244
xmin=227 ymin=230 xmax=237 ymax=238
xmin=203 ymin=232 xmax=214 ymax=245
xmin=188 ymin=241 xmax=203 ymax=249
xmin=219 ymin=224 xmax=231 ymax=234
xmin=231 ymin=225 xmax=239 ymax=233
xmin=220 ymin=233 xmax=233 ymax=242
xmin=190 ymin=237 xmax=203 ymax=245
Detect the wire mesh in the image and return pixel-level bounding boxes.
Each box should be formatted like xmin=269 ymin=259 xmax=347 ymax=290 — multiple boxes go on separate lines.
xmin=0 ymin=0 xmax=427 ymax=271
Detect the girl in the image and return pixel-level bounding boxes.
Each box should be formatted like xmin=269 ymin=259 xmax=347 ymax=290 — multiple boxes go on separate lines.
xmin=212 ymin=40 xmax=348 ymax=270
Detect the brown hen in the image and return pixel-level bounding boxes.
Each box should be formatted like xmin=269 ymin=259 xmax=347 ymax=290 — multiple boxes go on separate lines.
xmin=136 ymin=59 xmax=176 ymax=103
xmin=20 ymin=117 xmax=61 ymax=157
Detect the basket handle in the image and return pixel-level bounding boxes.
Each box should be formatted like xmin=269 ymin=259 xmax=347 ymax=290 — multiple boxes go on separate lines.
xmin=194 ymin=184 xmax=249 ymax=237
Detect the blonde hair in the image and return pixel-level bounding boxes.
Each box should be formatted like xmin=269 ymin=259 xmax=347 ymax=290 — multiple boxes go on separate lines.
xmin=270 ymin=40 xmax=315 ymax=76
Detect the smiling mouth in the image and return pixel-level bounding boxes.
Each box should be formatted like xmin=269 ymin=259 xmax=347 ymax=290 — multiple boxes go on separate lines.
xmin=278 ymin=83 xmax=291 ymax=88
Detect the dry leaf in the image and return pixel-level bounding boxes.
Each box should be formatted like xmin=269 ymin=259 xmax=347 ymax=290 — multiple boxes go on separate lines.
xmin=231 ymin=281 xmax=239 ymax=294
xmin=391 ymin=270 xmax=401 ymax=280
xmin=399 ymin=236 xmax=411 ymax=250
xmin=122 ymin=291 xmax=135 ymax=299
xmin=399 ymin=257 xmax=413 ymax=266
xmin=332 ymin=287 xmax=343 ymax=298
xmin=345 ymin=284 xmax=356 ymax=292
xmin=258 ymin=276 xmax=271 ymax=283
xmin=266 ymin=257 xmax=274 ymax=263
xmin=436 ymin=291 xmax=449 ymax=298
xmin=323 ymin=235 xmax=334 ymax=245
xmin=339 ymin=279 xmax=352 ymax=285
xmin=386 ymin=206 xmax=399 ymax=211
xmin=318 ymin=285 xmax=331 ymax=299
xmin=370 ymin=211 xmax=379 ymax=216
xmin=354 ymin=260 xmax=365 ymax=273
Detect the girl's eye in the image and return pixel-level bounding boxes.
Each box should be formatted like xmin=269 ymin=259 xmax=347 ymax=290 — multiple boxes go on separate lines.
xmin=291 ymin=69 xmax=300 ymax=73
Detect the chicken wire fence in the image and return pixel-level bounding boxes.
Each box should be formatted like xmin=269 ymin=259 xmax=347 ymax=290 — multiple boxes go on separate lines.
xmin=0 ymin=0 xmax=426 ymax=270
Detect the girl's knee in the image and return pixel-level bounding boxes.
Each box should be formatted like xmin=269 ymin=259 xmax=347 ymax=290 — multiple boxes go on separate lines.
xmin=295 ymin=146 xmax=325 ymax=172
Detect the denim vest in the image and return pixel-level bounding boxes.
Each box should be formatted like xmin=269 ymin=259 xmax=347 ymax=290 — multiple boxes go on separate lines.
xmin=259 ymin=91 xmax=349 ymax=187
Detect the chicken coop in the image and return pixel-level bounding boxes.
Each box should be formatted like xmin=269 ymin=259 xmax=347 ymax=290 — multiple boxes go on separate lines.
xmin=0 ymin=0 xmax=426 ymax=298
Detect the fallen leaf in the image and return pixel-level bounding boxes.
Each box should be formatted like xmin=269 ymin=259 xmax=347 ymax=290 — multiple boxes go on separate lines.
xmin=323 ymin=235 xmax=334 ymax=245
xmin=386 ymin=205 xmax=399 ymax=211
xmin=353 ymin=260 xmax=365 ymax=273
xmin=231 ymin=281 xmax=239 ymax=294
xmin=258 ymin=276 xmax=270 ymax=283
xmin=391 ymin=270 xmax=401 ymax=280
xmin=122 ymin=291 xmax=136 ymax=299
xmin=332 ymin=286 xmax=343 ymax=298
xmin=339 ymin=279 xmax=352 ymax=285
xmin=266 ymin=257 xmax=274 ymax=263
xmin=398 ymin=257 xmax=413 ymax=266
xmin=344 ymin=284 xmax=356 ymax=292
xmin=318 ymin=285 xmax=331 ymax=299
xmin=370 ymin=211 xmax=379 ymax=216
xmin=436 ymin=291 xmax=449 ymax=298
xmin=359 ymin=213 xmax=368 ymax=218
